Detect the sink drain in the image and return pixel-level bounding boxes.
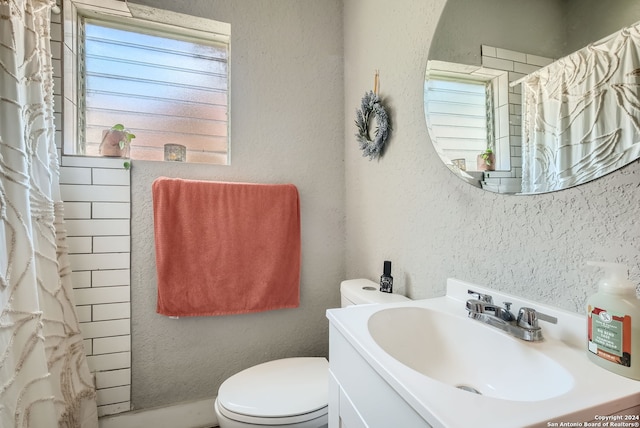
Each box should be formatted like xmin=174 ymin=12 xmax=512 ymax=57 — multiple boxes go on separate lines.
xmin=456 ymin=384 xmax=482 ymax=395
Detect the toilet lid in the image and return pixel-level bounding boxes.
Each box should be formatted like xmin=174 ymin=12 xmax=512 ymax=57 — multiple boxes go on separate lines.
xmin=217 ymin=357 xmax=328 ymax=419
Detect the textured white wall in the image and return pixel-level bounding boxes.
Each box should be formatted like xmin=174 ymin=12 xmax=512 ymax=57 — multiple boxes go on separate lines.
xmin=566 ymin=0 xmax=640 ymax=53
xmin=429 ymin=0 xmax=565 ymax=65
xmin=343 ymin=0 xmax=640 ymax=311
xmin=431 ymin=0 xmax=640 ymax=66
xmin=126 ymin=0 xmax=344 ymax=410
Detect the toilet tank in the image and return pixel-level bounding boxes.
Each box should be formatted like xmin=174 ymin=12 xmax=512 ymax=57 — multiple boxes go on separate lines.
xmin=340 ymin=279 xmax=409 ymax=308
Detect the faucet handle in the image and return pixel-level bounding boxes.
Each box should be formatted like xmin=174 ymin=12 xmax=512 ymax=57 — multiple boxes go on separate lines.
xmin=467 ymin=289 xmax=493 ymax=303
xmin=499 ymin=302 xmax=516 ymax=322
xmin=517 ymin=307 xmax=558 ymax=329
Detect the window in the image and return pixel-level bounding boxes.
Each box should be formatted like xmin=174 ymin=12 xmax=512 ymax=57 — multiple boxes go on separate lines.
xmin=424 ymin=77 xmax=492 ymax=171
xmin=424 ymin=60 xmax=510 ymax=172
xmin=64 ymin=0 xmax=230 ymax=164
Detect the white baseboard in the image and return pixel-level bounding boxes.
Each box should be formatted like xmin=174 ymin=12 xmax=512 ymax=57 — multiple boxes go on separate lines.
xmin=99 ymin=397 xmax=218 ymax=428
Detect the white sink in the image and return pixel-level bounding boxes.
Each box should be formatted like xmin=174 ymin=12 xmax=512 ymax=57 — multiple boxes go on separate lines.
xmin=327 ymin=278 xmax=640 ymax=428
xmin=368 ymin=306 xmax=574 ymax=401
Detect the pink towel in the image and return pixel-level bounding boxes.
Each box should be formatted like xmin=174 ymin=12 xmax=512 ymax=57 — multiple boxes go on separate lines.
xmin=152 ymin=177 xmax=301 ymax=317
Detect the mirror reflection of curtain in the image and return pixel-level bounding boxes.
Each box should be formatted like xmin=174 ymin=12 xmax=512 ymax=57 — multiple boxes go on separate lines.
xmin=521 ymin=21 xmax=640 ymax=194
xmin=0 ymin=1 xmax=98 ymax=427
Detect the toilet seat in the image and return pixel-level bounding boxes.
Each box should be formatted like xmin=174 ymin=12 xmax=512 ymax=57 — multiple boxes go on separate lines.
xmin=216 ymin=357 xmax=328 ymax=426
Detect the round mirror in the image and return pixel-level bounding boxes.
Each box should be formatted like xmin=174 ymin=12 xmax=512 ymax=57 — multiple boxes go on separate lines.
xmin=425 ymin=0 xmax=640 ymax=194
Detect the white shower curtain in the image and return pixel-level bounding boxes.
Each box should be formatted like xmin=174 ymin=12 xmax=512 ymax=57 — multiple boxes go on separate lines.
xmin=521 ymin=21 xmax=640 ymax=194
xmin=0 ymin=1 xmax=98 ymax=427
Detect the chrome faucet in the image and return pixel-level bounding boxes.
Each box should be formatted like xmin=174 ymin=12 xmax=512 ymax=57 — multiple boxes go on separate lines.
xmin=466 ymin=290 xmax=557 ymax=342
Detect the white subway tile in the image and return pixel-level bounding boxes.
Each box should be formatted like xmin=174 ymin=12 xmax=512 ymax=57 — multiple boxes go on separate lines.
xmin=50 ymin=21 xmax=62 ymax=43
xmin=55 ymin=129 xmax=62 ymax=150
xmin=92 ymin=203 xmax=131 ymax=219
xmin=508 ymin=72 xmax=526 ymax=85
xmin=510 ymin=135 xmax=523 ymax=148
xmin=52 ymin=58 xmax=62 ymax=78
xmin=511 ymin=104 xmax=522 ymax=116
xmin=93 ymin=302 xmax=130 ymax=321
xmin=60 ymin=185 xmax=130 ymax=203
xmin=63 ymin=202 xmax=91 ymax=219
xmin=510 ymin=156 xmax=522 ymax=168
xmin=511 ymin=146 xmax=522 ymax=157
xmin=95 ymin=369 xmax=131 ymax=389
xmin=67 ymin=236 xmax=92 ymax=254
xmin=97 ymin=386 xmax=131 ymax=406
xmin=93 ymin=236 xmax=130 ymax=253
xmin=93 ymin=168 xmax=130 ymax=186
xmin=54 ymin=78 xmax=62 ymax=97
xmin=74 ymin=286 xmax=130 ymax=306
xmin=80 ymin=319 xmax=130 ymax=339
xmin=86 ymin=351 xmax=131 ymax=372
xmin=60 ymin=151 xmax=132 ymax=399
xmin=495 ymin=48 xmax=526 ymax=63
xmin=61 ymin=156 xmax=126 ymax=169
xmin=68 ymin=252 xmax=130 ymax=271
xmin=501 ymin=177 xmax=522 ymax=187
xmin=482 ymin=56 xmax=514 ymax=72
xmin=60 ymin=166 xmax=91 ymax=185
xmin=71 ymin=271 xmax=91 ymax=289
xmin=514 ymin=62 xmax=541 ymax=75
xmin=513 ymin=167 xmax=522 ymax=178
xmin=83 ymin=339 xmax=93 ymax=356
xmin=98 ymin=402 xmax=131 ymax=417
xmin=483 ymin=170 xmax=513 ymax=178
xmin=511 ymin=83 xmax=522 ymax=95
xmin=93 ymin=335 xmax=130 ymax=354
xmin=92 ymin=269 xmax=130 ymax=287
xmin=511 ymin=125 xmax=522 ymax=138
xmin=508 ymin=91 xmax=523 ymax=105
xmin=66 ymin=219 xmax=130 ymax=236
xmin=54 ymin=112 xmax=62 ymax=132
xmin=74 ymin=305 xmax=92 ymax=323
xmin=481 ymin=45 xmax=497 ymax=57
xmin=526 ymin=54 xmax=554 ymax=67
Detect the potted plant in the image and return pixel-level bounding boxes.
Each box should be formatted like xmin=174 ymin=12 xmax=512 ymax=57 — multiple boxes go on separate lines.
xmin=477 ymin=148 xmax=495 ymax=171
xmin=99 ymin=124 xmax=135 ymax=158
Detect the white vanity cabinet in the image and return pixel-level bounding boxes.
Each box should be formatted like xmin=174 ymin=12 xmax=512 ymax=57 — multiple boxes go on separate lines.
xmin=328 ymin=324 xmax=431 ymax=428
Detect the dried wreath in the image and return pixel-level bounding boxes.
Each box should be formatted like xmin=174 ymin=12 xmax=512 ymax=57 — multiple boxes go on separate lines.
xmin=355 ymin=90 xmax=390 ymax=160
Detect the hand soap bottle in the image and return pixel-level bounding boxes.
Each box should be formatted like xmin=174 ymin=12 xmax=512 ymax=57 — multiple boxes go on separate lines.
xmin=586 ymin=261 xmax=640 ymax=380
xmin=379 ymin=261 xmax=393 ymax=293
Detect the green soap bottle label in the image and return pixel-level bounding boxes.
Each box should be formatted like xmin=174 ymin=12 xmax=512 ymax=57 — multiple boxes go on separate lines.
xmin=588 ymin=306 xmax=631 ymax=367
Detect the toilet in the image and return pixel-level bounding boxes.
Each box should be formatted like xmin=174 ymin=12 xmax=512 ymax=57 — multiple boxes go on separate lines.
xmin=213 ymin=279 xmax=409 ymax=428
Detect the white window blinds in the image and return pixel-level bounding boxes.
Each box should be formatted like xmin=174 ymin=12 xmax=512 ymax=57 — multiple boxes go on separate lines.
xmin=81 ymin=18 xmax=230 ymax=164
xmin=424 ymin=77 xmax=492 ymax=170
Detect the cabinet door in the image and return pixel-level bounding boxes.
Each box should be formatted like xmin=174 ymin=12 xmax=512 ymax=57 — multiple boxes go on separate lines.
xmin=338 ymin=386 xmax=368 ymax=428
xmin=328 ymin=371 xmax=341 ymax=428
xmin=329 ymin=325 xmax=431 ymax=427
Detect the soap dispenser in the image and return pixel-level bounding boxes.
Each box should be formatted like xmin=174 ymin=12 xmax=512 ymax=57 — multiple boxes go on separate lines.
xmin=586 ymin=261 xmax=640 ymax=380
